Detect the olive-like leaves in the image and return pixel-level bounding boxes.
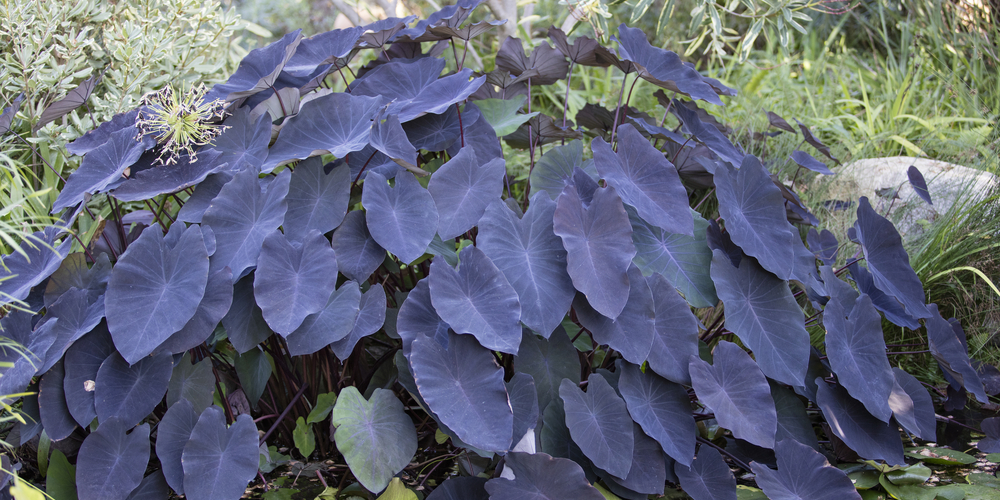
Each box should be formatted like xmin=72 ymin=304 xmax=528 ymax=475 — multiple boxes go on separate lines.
xmin=559 ymin=374 xmax=633 ymax=478
xmin=330 ymin=387 xmax=417 ymax=493
xmin=76 ymin=418 xmax=150 ymax=500
xmin=181 ymin=408 xmax=260 ymax=500
xmin=253 ymin=230 xmax=338 ymax=335
xmin=362 ymin=171 xmax=439 ymax=264
xmin=751 ymin=439 xmax=862 ymax=500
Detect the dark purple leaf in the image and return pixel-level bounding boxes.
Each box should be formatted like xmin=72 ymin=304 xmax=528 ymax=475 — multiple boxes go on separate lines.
xmin=402 ymin=106 xmax=462 ymax=151
xmin=926 ymin=303 xmax=987 ymax=402
xmin=528 ymin=140 xmax=598 ymax=201
xmin=790 ymin=150 xmax=833 ymax=175
xmin=362 ymin=170 xmax=438 ymax=264
xmin=503 ymin=113 xmax=583 ymax=148
xmin=690 ymin=341 xmax=777 ymax=448
xmin=263 ymin=92 xmax=383 ymax=171
xmin=155 ymin=399 xmax=198 ymax=495
xmin=369 ymin=112 xmax=420 ymax=172
xmin=105 ymin=223 xmax=209 ymax=363
xmin=807 ymin=229 xmax=838 ymax=265
xmin=548 ymin=27 xmax=613 ymax=67
xmin=111 ymin=149 xmax=229 ymax=201
xmin=37 ymin=287 xmax=104 ymax=373
xmin=486 ymin=452 xmax=605 ymax=500
xmin=888 ymin=367 xmax=936 ymax=440
xmin=794 ymin=119 xmax=838 ymax=163
xmin=95 ymin=352 xmax=172 ymax=427
xmin=396 ymin=280 xmax=450 ymax=357
xmin=478 ymin=195 xmax=575 ymax=337
xmin=553 ymin=178 xmax=636 ymax=319
xmin=76 ymin=417 xmax=149 ymax=500
xmin=67 ymin=108 xmax=141 ymax=156
xmin=283 ymin=27 xmax=363 ymax=78
xmin=428 ymin=146 xmax=505 ymax=239
xmin=752 ymin=439 xmax=862 ymax=500
xmin=540 ymin=397 xmax=593 ymax=471
xmin=176 ymin=172 xmax=233 ymax=224
xmin=619 ymin=361 xmax=696 ymax=465
xmin=38 ymin=360 xmax=76 ymax=441
xmin=426 ymin=476 xmax=488 ymax=500
xmin=156 ymin=268 xmax=234 ymax=355
xmin=427 ymin=19 xmax=505 ymax=41
xmin=514 ymin=328 xmax=580 ymax=413
xmin=63 ymin=326 xmax=116 ymax=427
xmin=770 ymin=382 xmax=819 ymax=450
xmin=629 ymin=208 xmax=716 ymax=309
xmin=330 ymin=283 xmax=386 ymax=359
xmin=125 ymin=470 xmax=170 ymax=500
xmin=35 ymin=75 xmax=99 ymax=131
xmin=714 ymin=155 xmax=796 ymax=279
xmin=495 ymin=37 xmax=569 ymax=85
xmin=710 ymin=250 xmax=809 ymax=386
xmin=285 ymin=281 xmax=361 ymax=356
xmin=615 ymin=26 xmax=729 ymax=104
xmin=181 ymin=408 xmax=259 ymax=500
xmin=766 ymin=111 xmax=794 ymax=133
xmin=824 ymin=294 xmax=894 ymax=421
xmin=815 ymin=381 xmax=904 ymax=464
xmin=203 ymin=167 xmax=290 ymax=280
xmin=574 ymin=265 xmax=654 ymax=364
xmin=357 ymin=16 xmax=415 ymax=48
xmin=854 ymin=197 xmax=931 ymax=319
xmin=410 ymin=331 xmax=513 ymax=452
xmin=907 ymin=165 xmax=932 ymax=205
xmin=222 ymin=273 xmax=273 ymax=353
xmin=671 ymin=99 xmax=742 ymax=167
xmin=978 ymin=417 xmax=1000 ymax=453
xmin=52 ymin=126 xmax=155 ymax=211
xmin=675 ymin=445 xmax=737 ymax=500
xmin=253 ymin=229 xmax=337 ymax=335
xmin=559 ymin=374 xmax=633 ymax=477
xmin=846 ymin=262 xmax=919 ymax=329
xmin=44 ymin=251 xmax=110 ymax=309
xmin=0 ymin=92 xmax=25 ymax=135
xmin=599 ymin=423 xmax=667 ymax=496
xmin=205 ymin=30 xmax=302 ymax=102
xmin=329 ymin=210 xmax=385 ymax=282
xmin=352 ymin=58 xmax=483 ymax=122
xmin=213 ymin=106 xmax=271 ymax=172
xmin=593 ymin=124 xmax=692 ymax=235
xmin=507 ymin=372 xmax=539 ymax=445
xmin=428 ymin=245 xmax=521 ymax=354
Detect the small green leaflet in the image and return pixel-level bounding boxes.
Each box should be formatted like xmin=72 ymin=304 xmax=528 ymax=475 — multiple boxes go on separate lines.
xmin=472 ymin=96 xmax=539 ymax=137
xmin=293 ymin=417 xmax=316 ymax=458
xmin=46 ymin=450 xmax=77 ymax=500
xmin=307 ymin=392 xmax=338 ymax=424
xmin=375 ymin=478 xmax=417 ymax=500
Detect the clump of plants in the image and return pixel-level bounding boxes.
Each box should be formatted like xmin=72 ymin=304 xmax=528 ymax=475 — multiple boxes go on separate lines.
xmin=0 ymin=2 xmax=996 ymax=499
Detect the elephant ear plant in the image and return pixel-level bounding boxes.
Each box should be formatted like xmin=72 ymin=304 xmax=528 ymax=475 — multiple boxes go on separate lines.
xmin=0 ymin=2 xmax=995 ymax=498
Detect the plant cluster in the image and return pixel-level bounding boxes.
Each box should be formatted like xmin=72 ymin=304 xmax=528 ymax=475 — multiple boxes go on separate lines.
xmin=0 ymin=1 xmax=997 ymax=499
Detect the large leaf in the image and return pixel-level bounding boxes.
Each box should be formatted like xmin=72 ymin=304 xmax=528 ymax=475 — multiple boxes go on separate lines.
xmin=598 ymin=422 xmax=667 ymax=496
xmin=182 ymin=408 xmax=259 ymax=500
xmin=553 ymin=177 xmax=636 ymax=319
xmin=514 ymin=328 xmax=580 ymax=414
xmin=396 ymin=280 xmax=450 ymax=357
xmin=283 ymin=157 xmax=351 ymax=242
xmin=95 ymin=352 xmax=172 ymax=427
xmin=495 ymin=38 xmax=569 ymax=86
xmin=222 ymin=273 xmax=274 ymax=352
xmin=110 ymin=149 xmax=230 ymax=201
xmin=369 ymin=111 xmax=420 ymax=172
xmin=204 ymin=30 xmax=302 ymax=102
xmin=614 ymin=25 xmax=727 ymax=104
xmin=63 ymin=326 xmax=116 ymax=427
xmin=352 ymin=58 xmax=484 ymax=122
xmin=38 ymin=287 xmax=105 ymax=374
xmin=38 ymin=360 xmax=76 ymax=441
xmin=0 ymin=225 xmax=73 ymax=305
xmin=409 ymin=331 xmax=513 ymax=452
xmin=253 ymin=230 xmax=338 ymax=335
xmin=330 ymin=387 xmax=417 ymax=493
xmin=559 ymin=374 xmax=633 ymax=477
xmin=485 ymin=452 xmax=605 ymax=500
xmin=751 ymin=439 xmax=862 ymax=500
xmin=362 ymin=171 xmax=438 ymax=264
xmin=125 ymin=471 xmax=171 ymax=500
xmin=888 ymin=368 xmax=936 ymax=440
xmin=824 ymin=294 xmax=894 ymax=421
xmin=528 ymin=140 xmax=598 ymax=201
xmin=427 ymin=146 xmax=505 ymax=239
xmin=155 ymin=399 xmax=198 ymax=495
xmin=646 ymin=272 xmax=700 ymax=385
xmin=815 ymin=381 xmax=905 ymax=464
xmin=428 ymin=245 xmax=521 ymax=354
xmin=166 ymin=353 xmax=215 ymax=413
xmin=770 ymin=382 xmax=819 ymax=450
xmin=283 ymin=26 xmax=363 ymax=77
xmin=203 ymin=167 xmax=291 ymax=280
xmin=675 ymin=445 xmax=737 ymax=500
xmin=43 ymin=252 xmax=111 ymax=308
xmin=926 ymin=303 xmax=987 ymax=402
xmin=52 ymin=126 xmax=154 ymax=211
xmin=629 ymin=208 xmax=717 ymax=308
xmin=592 ymin=124 xmax=692 ymax=236
xmin=574 ymin=265 xmax=654 ymax=364
xmin=330 ymin=210 xmax=386 ymax=282
xmin=619 ymin=361 xmax=696 ymax=465
xmin=155 ymin=267 xmax=234 ymax=355
xmin=285 ymin=281 xmax=362 ymax=356
xmin=176 ymin=172 xmax=233 ymax=224
xmin=213 ymin=106 xmax=271 ymax=172
xmin=66 ymin=108 xmax=140 ymax=156
xmin=854 ymin=197 xmax=931 ymax=319
xmin=0 ymin=312 xmax=54 ymax=404
xmin=819 ymin=265 xmax=858 ymax=314
xmin=425 ymin=477 xmax=488 ymax=500
xmin=689 ymin=341 xmax=777 ymax=448
xmin=710 ymin=250 xmax=809 ymax=387
xmin=507 ymin=373 xmax=539 ymax=445
xmin=714 ymin=155 xmax=795 ymax=279
xmin=263 ymin=92 xmax=383 ymax=171
xmin=402 ymin=106 xmax=462 ymax=152
xmin=331 ymin=283 xmax=387 ymax=359
xmin=105 ymin=223 xmax=209 ymax=363
xmin=75 ymin=417 xmax=149 ymax=500
xmin=846 ymin=262 xmax=919 ymax=329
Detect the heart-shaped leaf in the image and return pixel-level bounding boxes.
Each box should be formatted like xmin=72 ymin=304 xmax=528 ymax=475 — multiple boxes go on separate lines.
xmin=710 ymin=250 xmax=809 ymax=387
xmin=283 ymin=157 xmax=351 ymax=242
xmin=815 ymin=380 xmax=904 ymax=464
xmin=369 ymin=112 xmax=420 ymax=172
xmin=155 ymin=268 xmax=234 ymax=355
xmin=478 ymin=194 xmax=575 ymax=338
xmin=429 ymin=245 xmax=521 ymax=354
xmin=38 ymin=360 xmax=76 ymax=441
xmin=485 ymin=452 xmax=605 ymax=500
xmin=770 ymin=382 xmax=819 ymax=450
xmin=888 ymin=367 xmax=936 ymax=440
xmin=846 ymin=262 xmax=919 ymax=329
xmin=63 ymin=326 xmax=117 ymax=427
xmin=409 ymin=331 xmax=513 ymax=452
xmin=646 ymin=272 xmax=701 ymax=385
xmin=790 ymin=150 xmax=833 ymax=175
xmin=560 ymin=374 xmax=633 ymax=478
xmin=425 ymin=476 xmax=488 ymax=500
xmin=181 ymin=407 xmax=260 ymax=500
xmin=807 ymin=230 xmax=838 ymax=265
xmin=630 ymin=208 xmax=717 ymax=309
xmin=155 ymin=398 xmax=199 ymax=495
xmin=254 ymin=230 xmax=338 ymax=335
xmin=597 ymin=422 xmax=667 ymax=495
xmin=52 ymin=126 xmax=155 ymax=211
xmin=528 ymin=140 xmax=598 ymax=201
xmin=285 ymin=281 xmax=362 ymax=356
xmin=330 ymin=210 xmax=386 ymax=282
xmin=76 ymin=417 xmax=149 ymax=500
xmin=111 ymin=149 xmax=230 ymax=201
xmin=66 ymin=108 xmax=141 ymax=156
xmin=331 ymin=283 xmax=387 ymax=359
xmin=926 ymin=303 xmax=987 ymax=402
xmin=403 ymin=106 xmax=462 ymax=152
xmin=0 ymin=226 xmax=73 ymax=306
xmin=396 ymin=280 xmax=450 ymax=357
xmin=824 ymin=294 xmax=894 ymax=421
xmin=330 ymin=387 xmax=418 ymax=493
xmin=38 ymin=287 xmax=105 ymax=374
xmin=176 ymin=172 xmax=233 ymax=224
xmin=353 ymin=58 xmax=483 ymax=122
xmin=95 ymin=352 xmax=172 ymax=427
xmin=614 ymin=26 xmax=729 ymax=104
xmin=205 ymin=30 xmax=303 ymax=102
xmin=203 ymin=167 xmax=291 ymax=280
xmin=751 ymin=439 xmax=862 ymax=500
xmin=495 ymin=38 xmax=569 ymax=85
xmin=675 ymin=445 xmax=737 ymax=500
xmin=222 ymin=273 xmax=274 ymax=353
xmin=619 ymin=361 xmax=696 ymax=465
xmin=363 ymin=170 xmax=439 ymax=264
xmin=427 ymin=146 xmax=505 ymax=239
xmin=105 ymin=223 xmax=209 ymax=363
xmin=213 ymin=106 xmax=271 ymax=172
xmin=690 ymin=341 xmax=777 ymax=448
xmin=126 ymin=470 xmax=171 ymax=500
xmin=574 ymin=264 xmax=654 ymax=364
xmin=283 ymin=26 xmax=363 ymax=77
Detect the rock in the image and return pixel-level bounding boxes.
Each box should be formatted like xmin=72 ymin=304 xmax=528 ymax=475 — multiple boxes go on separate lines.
xmin=815 ymin=156 xmax=998 ymax=241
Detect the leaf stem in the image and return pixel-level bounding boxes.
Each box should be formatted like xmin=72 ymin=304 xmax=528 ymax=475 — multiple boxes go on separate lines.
xmin=259 ymin=381 xmax=309 ymax=446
